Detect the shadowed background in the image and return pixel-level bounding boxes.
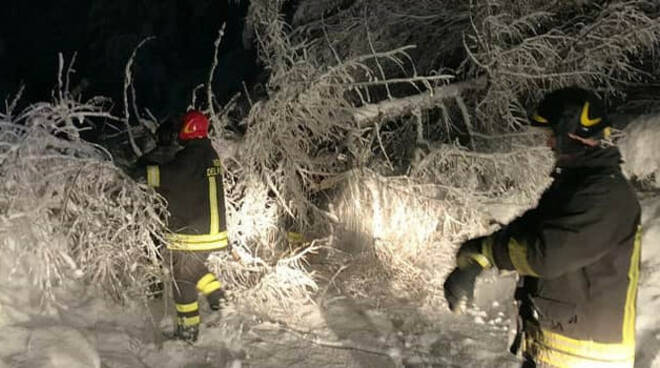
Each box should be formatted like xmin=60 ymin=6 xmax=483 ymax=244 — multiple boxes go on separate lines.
xmin=0 ymin=0 xmax=257 ymax=130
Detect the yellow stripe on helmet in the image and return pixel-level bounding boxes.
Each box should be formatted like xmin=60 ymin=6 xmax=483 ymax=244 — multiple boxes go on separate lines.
xmin=580 ymin=101 xmax=602 ymax=127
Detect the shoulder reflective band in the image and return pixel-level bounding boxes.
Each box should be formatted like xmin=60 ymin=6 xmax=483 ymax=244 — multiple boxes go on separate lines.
xmin=508 ymin=237 xmax=539 ymax=277
xmin=580 ymin=101 xmax=602 ymax=127
xmin=197 ymin=273 xmax=222 ymax=296
xmin=147 ymin=165 xmax=160 ymax=187
xmin=166 ymin=231 xmax=229 ymax=251
xmin=175 ymin=301 xmax=199 ymax=313
xmin=177 ymin=315 xmax=201 ymax=327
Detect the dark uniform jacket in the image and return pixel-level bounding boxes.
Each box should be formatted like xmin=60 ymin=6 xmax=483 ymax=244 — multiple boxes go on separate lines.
xmin=145 ymin=138 xmax=228 ymax=251
xmin=487 ymin=147 xmax=641 ymax=368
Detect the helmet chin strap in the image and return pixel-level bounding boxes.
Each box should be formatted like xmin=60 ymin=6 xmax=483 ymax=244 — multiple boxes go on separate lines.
xmin=554 ymin=133 xmax=602 ymax=167
xmin=567 ymin=133 xmax=599 ymax=147
xmin=553 ymin=131 xmax=600 ymax=156
xmin=555 ymin=133 xmax=585 ymax=155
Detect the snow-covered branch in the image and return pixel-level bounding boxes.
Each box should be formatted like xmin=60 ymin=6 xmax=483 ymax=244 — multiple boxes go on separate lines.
xmin=353 ymin=77 xmax=487 ymax=125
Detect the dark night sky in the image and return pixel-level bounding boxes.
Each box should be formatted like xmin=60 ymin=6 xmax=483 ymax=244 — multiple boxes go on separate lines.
xmin=0 ymin=0 xmax=257 ymax=122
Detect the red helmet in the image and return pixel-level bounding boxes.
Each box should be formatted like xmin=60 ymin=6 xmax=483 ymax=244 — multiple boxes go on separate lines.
xmin=178 ymin=110 xmax=209 ymax=141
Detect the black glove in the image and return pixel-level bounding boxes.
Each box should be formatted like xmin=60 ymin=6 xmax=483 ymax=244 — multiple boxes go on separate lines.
xmin=443 ymin=263 xmax=483 ymax=314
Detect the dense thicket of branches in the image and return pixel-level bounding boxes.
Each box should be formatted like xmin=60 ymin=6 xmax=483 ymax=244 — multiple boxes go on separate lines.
xmin=0 ymin=86 xmax=167 ymax=303
xmin=222 ymin=0 xmax=660 ymax=304
xmin=1 ymin=0 xmax=659 ymax=312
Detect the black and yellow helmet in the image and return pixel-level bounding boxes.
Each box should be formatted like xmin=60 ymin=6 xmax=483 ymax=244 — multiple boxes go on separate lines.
xmin=530 ymin=87 xmax=611 ymax=152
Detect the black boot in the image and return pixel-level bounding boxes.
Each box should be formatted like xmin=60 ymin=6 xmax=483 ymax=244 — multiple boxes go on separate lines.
xmin=207 ymin=289 xmax=226 ymax=311
xmin=174 ymin=321 xmax=199 ymax=343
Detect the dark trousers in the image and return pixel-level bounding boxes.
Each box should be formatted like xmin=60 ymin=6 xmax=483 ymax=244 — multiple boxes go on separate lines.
xmin=171 ymin=250 xmax=212 ymax=305
xmin=169 ymin=250 xmax=222 ymax=327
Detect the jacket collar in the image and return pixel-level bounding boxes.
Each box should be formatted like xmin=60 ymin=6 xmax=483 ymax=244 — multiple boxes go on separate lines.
xmin=553 ymin=146 xmax=622 ymax=176
xmin=180 ymin=137 xmax=210 ymax=150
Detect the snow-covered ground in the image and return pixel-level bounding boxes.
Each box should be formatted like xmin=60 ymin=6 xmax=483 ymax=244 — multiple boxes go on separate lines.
xmin=0 ymin=192 xmax=658 ymax=368
xmin=1 ymin=114 xmax=659 ymax=368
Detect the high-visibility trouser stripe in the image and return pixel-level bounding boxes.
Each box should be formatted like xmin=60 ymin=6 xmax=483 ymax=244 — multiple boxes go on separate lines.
xmin=175 ymin=302 xmax=199 ymax=314
xmin=208 ymin=176 xmax=220 ymax=234
xmin=147 ymin=165 xmax=160 ymax=187
xmin=508 ymin=237 xmax=539 ymax=277
xmin=166 ymin=231 xmax=229 ymax=251
xmin=197 ymin=273 xmax=222 ymax=296
xmin=177 ymin=315 xmax=201 ymax=327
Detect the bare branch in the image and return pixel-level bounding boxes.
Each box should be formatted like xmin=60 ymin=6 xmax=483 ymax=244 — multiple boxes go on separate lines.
xmin=207 ymin=23 xmax=227 ymax=127
xmin=122 ymin=37 xmax=155 ymax=158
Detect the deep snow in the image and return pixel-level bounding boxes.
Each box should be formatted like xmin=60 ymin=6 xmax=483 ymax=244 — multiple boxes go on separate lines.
xmin=2 ymin=113 xmax=660 ymax=368
xmin=1 ymin=192 xmax=658 ymax=368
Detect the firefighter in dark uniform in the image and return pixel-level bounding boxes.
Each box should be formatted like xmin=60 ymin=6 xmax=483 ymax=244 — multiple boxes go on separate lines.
xmin=443 ymin=87 xmax=642 ymax=368
xmin=143 ymin=110 xmax=229 ymax=342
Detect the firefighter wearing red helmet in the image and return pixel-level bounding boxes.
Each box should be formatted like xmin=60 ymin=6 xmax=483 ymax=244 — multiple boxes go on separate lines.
xmin=443 ymin=87 xmax=642 ymax=367
xmin=143 ymin=110 xmax=229 ymax=342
